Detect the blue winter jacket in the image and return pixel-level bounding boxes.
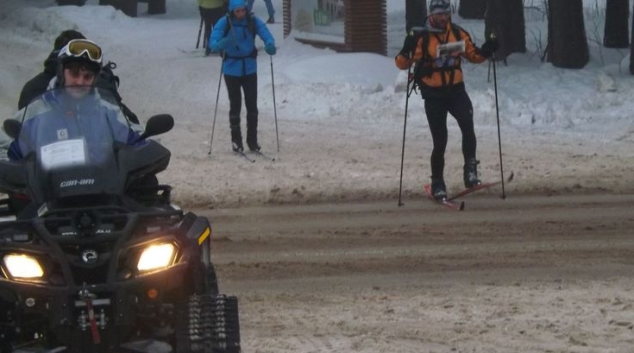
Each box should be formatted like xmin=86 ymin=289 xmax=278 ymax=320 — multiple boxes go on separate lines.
xmin=209 ymin=0 xmax=275 ymax=77
xmin=8 ymin=89 xmax=141 ymax=161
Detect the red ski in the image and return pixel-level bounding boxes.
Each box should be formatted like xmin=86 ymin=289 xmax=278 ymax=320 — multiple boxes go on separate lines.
xmin=424 ymin=184 xmax=465 ymax=211
xmin=447 ymin=172 xmax=514 ymax=201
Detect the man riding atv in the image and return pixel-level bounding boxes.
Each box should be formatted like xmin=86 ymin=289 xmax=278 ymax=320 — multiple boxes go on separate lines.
xmin=3 ymin=39 xmax=159 ymax=216
xmin=0 ymin=40 xmax=241 ymax=353
xmin=8 ymin=39 xmax=143 ymax=161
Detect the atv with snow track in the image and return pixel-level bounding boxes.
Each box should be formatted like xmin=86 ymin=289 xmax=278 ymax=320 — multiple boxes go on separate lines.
xmin=0 ymin=88 xmax=240 ymax=353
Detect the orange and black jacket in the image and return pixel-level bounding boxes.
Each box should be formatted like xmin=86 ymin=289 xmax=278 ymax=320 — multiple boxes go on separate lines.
xmin=395 ymin=21 xmax=487 ymax=94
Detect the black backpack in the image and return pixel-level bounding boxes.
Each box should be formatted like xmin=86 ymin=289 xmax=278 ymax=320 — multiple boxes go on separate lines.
xmin=411 ymin=23 xmax=464 ymax=90
xmin=221 ymin=12 xmax=258 ymax=59
xmin=97 ymin=62 xmax=139 ymax=124
xmin=223 ymin=12 xmax=256 ymax=38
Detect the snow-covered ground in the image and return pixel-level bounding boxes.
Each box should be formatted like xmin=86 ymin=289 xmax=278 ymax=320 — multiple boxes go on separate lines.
xmin=0 ymin=0 xmax=633 ymax=208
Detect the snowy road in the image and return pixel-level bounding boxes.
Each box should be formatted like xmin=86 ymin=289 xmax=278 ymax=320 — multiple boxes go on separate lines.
xmin=203 ymin=194 xmax=634 ymax=352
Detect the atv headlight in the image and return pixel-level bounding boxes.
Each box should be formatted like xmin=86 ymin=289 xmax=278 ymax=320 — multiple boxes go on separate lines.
xmin=137 ymin=243 xmax=176 ymax=272
xmin=3 ymin=254 xmax=44 ymax=278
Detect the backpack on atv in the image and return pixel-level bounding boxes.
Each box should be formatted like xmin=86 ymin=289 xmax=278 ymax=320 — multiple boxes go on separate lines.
xmin=98 ymin=61 xmax=140 ymax=125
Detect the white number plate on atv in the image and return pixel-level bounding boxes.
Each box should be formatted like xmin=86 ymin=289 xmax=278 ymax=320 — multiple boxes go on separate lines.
xmin=40 ymin=139 xmax=86 ymax=170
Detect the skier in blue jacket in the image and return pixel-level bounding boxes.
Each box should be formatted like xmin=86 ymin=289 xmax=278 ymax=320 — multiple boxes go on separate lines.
xmin=209 ymin=0 xmax=276 ymax=152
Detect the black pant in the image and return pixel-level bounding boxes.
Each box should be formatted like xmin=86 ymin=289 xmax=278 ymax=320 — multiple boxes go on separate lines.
xmin=199 ymin=6 xmax=225 ymax=49
xmin=423 ymin=88 xmax=477 ymax=180
xmin=224 ymin=73 xmax=258 ymax=127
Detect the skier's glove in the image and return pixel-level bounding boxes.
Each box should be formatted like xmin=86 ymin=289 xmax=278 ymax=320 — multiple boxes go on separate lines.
xmin=398 ymin=34 xmax=418 ymax=57
xmin=265 ymin=42 xmax=276 ymax=55
xmin=478 ymin=38 xmax=499 ymax=58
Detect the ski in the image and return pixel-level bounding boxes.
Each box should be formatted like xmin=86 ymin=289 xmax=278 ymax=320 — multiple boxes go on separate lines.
xmin=177 ymin=48 xmax=203 ymax=56
xmin=447 ymin=171 xmax=514 ymax=201
xmin=177 ymin=48 xmax=221 ymax=58
xmin=235 ymin=150 xmax=255 ymax=163
xmin=252 ymin=150 xmax=276 ymax=162
xmin=424 ymin=184 xmax=465 ymax=211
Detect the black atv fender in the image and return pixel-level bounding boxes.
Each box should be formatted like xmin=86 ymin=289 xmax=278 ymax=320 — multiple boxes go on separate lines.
xmin=181 ymin=214 xmax=218 ymax=295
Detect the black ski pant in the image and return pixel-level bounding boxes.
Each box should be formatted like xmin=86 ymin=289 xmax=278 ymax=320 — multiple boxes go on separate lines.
xmin=224 ymin=73 xmax=258 ymax=134
xmin=423 ymin=88 xmax=477 ymax=180
xmin=199 ymin=6 xmax=225 ymax=49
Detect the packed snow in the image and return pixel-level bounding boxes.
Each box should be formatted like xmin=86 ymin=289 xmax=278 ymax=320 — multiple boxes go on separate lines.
xmin=0 ymin=0 xmax=632 ymax=208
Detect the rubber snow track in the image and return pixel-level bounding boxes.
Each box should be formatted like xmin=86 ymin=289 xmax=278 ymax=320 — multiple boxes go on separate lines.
xmin=202 ymin=193 xmax=634 ymax=353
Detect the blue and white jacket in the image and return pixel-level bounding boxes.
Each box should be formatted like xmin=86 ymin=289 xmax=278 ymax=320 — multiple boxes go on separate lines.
xmin=209 ymin=0 xmax=275 ymax=77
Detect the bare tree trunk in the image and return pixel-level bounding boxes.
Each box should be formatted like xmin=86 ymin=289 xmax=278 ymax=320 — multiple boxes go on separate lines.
xmin=547 ymin=0 xmax=589 ymax=69
xmin=458 ymin=0 xmax=486 ymax=19
xmin=485 ymin=0 xmax=525 ymax=60
xmin=406 ymin=0 xmax=427 ymax=33
xmin=507 ymin=0 xmax=526 ymax=53
xmin=604 ymin=0 xmax=629 ymax=48
xmin=630 ymin=4 xmax=634 ymax=74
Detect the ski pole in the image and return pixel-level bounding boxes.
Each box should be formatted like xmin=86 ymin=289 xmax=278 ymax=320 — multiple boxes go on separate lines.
xmin=487 ymin=58 xmax=492 ymax=83
xmin=491 ymin=33 xmax=506 ymax=199
xmin=270 ymin=55 xmax=280 ymax=152
xmin=208 ymin=55 xmax=225 ymax=155
xmin=397 ymin=65 xmax=414 ymax=207
xmin=196 ymin=17 xmax=203 ymax=49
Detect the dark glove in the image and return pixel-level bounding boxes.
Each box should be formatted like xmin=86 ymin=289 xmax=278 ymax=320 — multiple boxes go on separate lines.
xmin=399 ymin=34 xmax=418 ymax=57
xmin=265 ymin=42 xmax=276 ymax=55
xmin=479 ymin=38 xmax=499 ymax=58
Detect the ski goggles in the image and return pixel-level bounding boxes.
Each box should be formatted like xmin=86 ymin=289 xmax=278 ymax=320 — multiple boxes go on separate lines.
xmin=60 ymin=39 xmax=103 ymax=64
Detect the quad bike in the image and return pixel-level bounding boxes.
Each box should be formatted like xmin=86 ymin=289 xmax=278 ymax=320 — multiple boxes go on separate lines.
xmin=0 ymin=87 xmax=240 ymax=352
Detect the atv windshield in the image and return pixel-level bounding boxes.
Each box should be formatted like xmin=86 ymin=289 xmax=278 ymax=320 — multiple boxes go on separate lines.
xmin=15 ymin=86 xmax=139 ymax=202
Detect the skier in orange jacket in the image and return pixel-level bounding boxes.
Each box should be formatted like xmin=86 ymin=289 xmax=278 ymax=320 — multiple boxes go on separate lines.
xmin=395 ymin=0 xmax=498 ymax=200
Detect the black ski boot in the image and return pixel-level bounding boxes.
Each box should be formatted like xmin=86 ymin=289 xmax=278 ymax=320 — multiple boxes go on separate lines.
xmin=464 ymin=158 xmax=482 ymax=188
xmin=230 ymin=117 xmax=243 ymax=152
xmin=246 ymin=123 xmax=260 ymax=152
xmin=247 ymin=139 xmax=260 ymax=152
xmin=431 ymin=177 xmax=447 ymax=200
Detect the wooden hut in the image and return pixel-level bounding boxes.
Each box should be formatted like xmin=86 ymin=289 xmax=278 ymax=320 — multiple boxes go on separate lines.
xmin=283 ymin=0 xmax=387 ymax=56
